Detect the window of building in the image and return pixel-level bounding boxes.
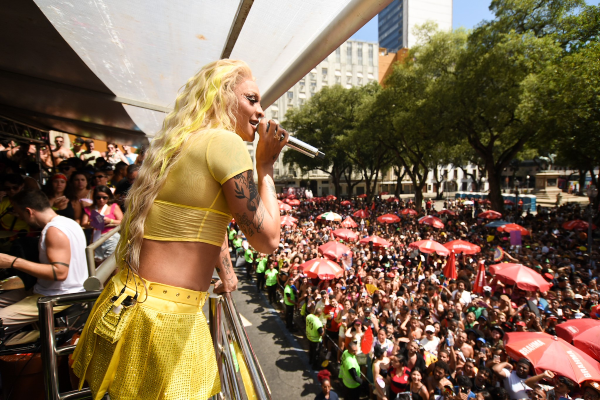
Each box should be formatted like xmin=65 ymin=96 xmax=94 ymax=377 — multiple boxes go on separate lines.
xmin=346 ymin=76 xmax=352 ymax=85
xmin=357 ymin=77 xmax=362 ymax=86
xmin=335 ymin=47 xmax=341 ymax=63
xmin=368 ymin=44 xmax=374 ymax=66
xmin=335 ymin=76 xmax=341 ymax=84
xmin=287 ymin=91 xmax=293 ymax=100
xmin=299 ymin=99 xmax=304 ymax=107
xmin=357 ymin=45 xmax=363 ymax=65
xmin=322 ymin=67 xmax=328 ymax=79
xmin=299 ymin=81 xmax=305 ymax=92
xmin=310 ymin=81 xmax=316 ymax=92
xmin=346 ymin=42 xmax=352 ymax=64
xmin=272 ymin=110 xmax=279 ymax=120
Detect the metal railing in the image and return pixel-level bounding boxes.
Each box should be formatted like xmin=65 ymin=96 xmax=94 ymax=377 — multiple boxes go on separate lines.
xmin=38 ymin=274 xmax=271 ymax=398
xmin=83 ymin=226 xmax=120 ymax=292
xmin=38 ymin=291 xmax=100 ymax=400
xmin=209 ymin=293 xmax=272 ymax=400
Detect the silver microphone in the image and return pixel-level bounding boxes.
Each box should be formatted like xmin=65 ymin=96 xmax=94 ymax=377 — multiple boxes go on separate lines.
xmin=263 ymin=122 xmax=325 ymax=159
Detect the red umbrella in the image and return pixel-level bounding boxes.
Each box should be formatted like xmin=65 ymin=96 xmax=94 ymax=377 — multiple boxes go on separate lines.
xmin=478 ymin=210 xmax=503 ymax=220
xmin=357 ymin=194 xmax=367 ymax=198
xmin=319 ymin=241 xmax=352 ymax=261
xmin=401 ymin=208 xmax=418 ymax=216
xmin=379 ymin=192 xmax=389 ymax=195
xmin=562 ymin=220 xmax=597 ymax=231
xmin=504 ymin=332 xmax=600 ymax=384
xmin=332 ymin=228 xmax=358 ymax=242
xmin=443 ymin=240 xmax=481 ymax=254
xmin=377 ymin=214 xmax=401 ymax=224
xmin=326 ymin=195 xmax=337 ymax=201
xmin=504 ymin=199 xmax=515 ymax=205
xmin=287 ymin=194 xmax=297 ymax=200
xmin=489 ymin=263 xmax=551 ymax=292
xmin=556 ymin=319 xmax=600 ymax=343
xmin=443 ymin=251 xmax=458 ymax=280
xmin=279 ymin=203 xmax=292 ymax=211
xmin=280 ymin=215 xmax=297 ymax=226
xmin=301 ymin=258 xmax=344 ymax=280
xmin=340 ymin=200 xmax=352 ymax=206
xmin=497 ymin=223 xmax=530 ymax=236
xmin=573 ymin=327 xmax=600 ymax=362
xmin=387 ymin=197 xmax=400 ymax=203
xmin=438 ymin=209 xmax=456 ymax=216
xmin=418 ymin=215 xmax=445 ymax=229
xmin=353 ymin=209 xmax=370 ymax=219
xmin=359 ymin=235 xmax=391 ymax=248
xmin=341 ymin=217 xmax=358 ymax=228
xmin=409 ymin=240 xmax=450 ymax=256
xmin=472 ymin=260 xmax=487 ymax=294
xmin=288 ymin=199 xmax=301 ymax=206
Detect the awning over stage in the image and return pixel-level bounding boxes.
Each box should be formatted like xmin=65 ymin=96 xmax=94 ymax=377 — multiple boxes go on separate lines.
xmin=0 ymin=0 xmax=391 ymax=144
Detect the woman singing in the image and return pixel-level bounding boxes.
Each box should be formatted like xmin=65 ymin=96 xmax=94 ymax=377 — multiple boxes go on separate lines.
xmin=72 ymin=59 xmax=287 ymax=400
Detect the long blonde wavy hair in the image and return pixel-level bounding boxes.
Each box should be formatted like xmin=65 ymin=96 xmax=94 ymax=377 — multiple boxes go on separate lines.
xmin=116 ymin=59 xmax=253 ymax=273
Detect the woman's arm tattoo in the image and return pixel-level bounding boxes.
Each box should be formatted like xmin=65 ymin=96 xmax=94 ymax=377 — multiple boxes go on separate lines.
xmin=232 ymin=171 xmax=265 ymax=237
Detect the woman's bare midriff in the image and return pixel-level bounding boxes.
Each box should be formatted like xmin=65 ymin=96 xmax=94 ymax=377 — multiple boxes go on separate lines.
xmin=137 ymin=239 xmax=221 ymax=292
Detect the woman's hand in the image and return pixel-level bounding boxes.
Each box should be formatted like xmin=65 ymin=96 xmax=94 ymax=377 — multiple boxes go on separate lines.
xmin=53 ymin=196 xmax=69 ymax=210
xmin=255 ymin=119 xmax=288 ymax=171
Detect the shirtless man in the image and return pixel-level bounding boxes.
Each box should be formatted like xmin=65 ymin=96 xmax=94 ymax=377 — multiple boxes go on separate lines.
xmin=454 ymin=331 xmax=474 ymax=371
xmin=51 ymin=136 xmax=74 ymax=164
xmin=427 ymin=361 xmax=454 ymax=397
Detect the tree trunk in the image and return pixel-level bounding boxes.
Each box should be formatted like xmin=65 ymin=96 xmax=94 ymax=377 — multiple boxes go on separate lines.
xmin=394 ymin=168 xmax=405 ymax=197
xmin=486 ymin=162 xmax=505 ymax=212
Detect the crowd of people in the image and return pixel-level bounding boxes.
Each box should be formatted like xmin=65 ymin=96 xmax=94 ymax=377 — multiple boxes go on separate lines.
xmin=230 ymin=193 xmax=600 ymax=400
xmin=0 ymin=137 xmax=141 ymax=264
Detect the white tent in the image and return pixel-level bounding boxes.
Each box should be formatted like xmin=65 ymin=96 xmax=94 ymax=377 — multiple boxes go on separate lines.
xmin=7 ymin=0 xmax=391 ymax=141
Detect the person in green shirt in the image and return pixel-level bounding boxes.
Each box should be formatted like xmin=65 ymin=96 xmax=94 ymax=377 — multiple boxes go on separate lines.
xmin=265 ymin=262 xmax=279 ymax=303
xmin=339 ymin=341 xmax=362 ymax=399
xmin=306 ymin=308 xmax=324 ymax=369
xmin=244 ymin=246 xmax=254 ymax=280
xmin=227 ymin=225 xmax=236 ymax=248
xmin=255 ymin=254 xmax=268 ymax=292
xmin=284 ymin=280 xmax=296 ymax=331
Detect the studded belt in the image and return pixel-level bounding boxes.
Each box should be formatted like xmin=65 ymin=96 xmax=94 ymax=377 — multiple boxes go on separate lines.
xmin=118 ymin=269 xmax=209 ymax=307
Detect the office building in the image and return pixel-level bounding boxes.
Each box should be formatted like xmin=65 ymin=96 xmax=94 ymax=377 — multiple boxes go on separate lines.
xmin=379 ymin=0 xmax=453 ymax=52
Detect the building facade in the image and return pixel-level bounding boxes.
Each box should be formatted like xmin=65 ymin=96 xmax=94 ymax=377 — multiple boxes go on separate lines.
xmin=379 ymin=0 xmax=453 ymax=51
xmin=246 ymin=39 xmax=379 ymax=194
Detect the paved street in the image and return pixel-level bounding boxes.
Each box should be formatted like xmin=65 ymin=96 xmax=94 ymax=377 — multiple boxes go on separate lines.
xmin=229 ymin=269 xmax=321 ymax=399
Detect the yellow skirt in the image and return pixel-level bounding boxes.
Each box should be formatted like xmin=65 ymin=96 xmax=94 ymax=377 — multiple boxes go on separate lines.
xmin=72 ymin=269 xmax=220 ymax=400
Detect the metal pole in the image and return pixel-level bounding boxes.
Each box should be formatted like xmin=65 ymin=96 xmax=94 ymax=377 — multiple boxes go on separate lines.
xmin=39 ymin=298 xmax=59 ymax=400
xmin=222 ymin=293 xmax=271 ymax=400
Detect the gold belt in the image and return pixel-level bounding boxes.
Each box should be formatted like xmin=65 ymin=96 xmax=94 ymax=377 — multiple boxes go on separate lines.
xmin=119 ymin=269 xmax=209 ymax=307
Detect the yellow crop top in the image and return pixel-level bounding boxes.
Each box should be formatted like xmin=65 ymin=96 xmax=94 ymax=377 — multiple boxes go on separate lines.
xmin=143 ymin=129 xmax=253 ymax=246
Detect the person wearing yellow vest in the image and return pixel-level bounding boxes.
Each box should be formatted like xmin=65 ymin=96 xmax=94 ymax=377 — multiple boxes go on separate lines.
xmin=244 ymin=244 xmax=254 ymax=280
xmin=255 ymin=253 xmax=268 ymax=292
xmin=265 ymin=262 xmax=279 ymax=304
xmin=339 ymin=341 xmax=363 ymax=400
xmin=284 ymin=279 xmax=296 ymax=331
xmin=306 ymin=308 xmax=325 ymax=369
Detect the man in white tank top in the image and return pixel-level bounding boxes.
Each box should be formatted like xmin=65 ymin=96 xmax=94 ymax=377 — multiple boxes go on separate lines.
xmin=0 ymin=190 xmax=87 ymax=334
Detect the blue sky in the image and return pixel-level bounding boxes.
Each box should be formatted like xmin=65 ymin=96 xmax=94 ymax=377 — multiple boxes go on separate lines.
xmin=351 ymin=0 xmax=600 ymax=42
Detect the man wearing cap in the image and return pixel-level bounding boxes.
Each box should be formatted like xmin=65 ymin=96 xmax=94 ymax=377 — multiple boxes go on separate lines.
xmin=493 ymin=358 xmax=533 ymax=400
xmin=339 ymin=341 xmax=362 ymax=400
xmin=421 ymin=325 xmax=441 ymax=355
xmin=306 ymin=308 xmax=325 ymax=369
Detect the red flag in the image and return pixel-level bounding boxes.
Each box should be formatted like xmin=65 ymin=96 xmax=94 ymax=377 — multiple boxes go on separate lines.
xmin=443 ymin=251 xmax=458 ymax=280
xmin=371 ymin=202 xmax=376 ymax=210
xmin=472 ymin=260 xmax=486 ymax=294
xmin=361 ymin=326 xmax=373 ymax=355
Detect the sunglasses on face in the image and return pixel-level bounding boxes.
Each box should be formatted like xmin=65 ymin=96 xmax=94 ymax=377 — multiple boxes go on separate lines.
xmin=95 ymin=196 xmax=109 ymax=200
xmin=94 ymin=175 xmax=106 ymax=179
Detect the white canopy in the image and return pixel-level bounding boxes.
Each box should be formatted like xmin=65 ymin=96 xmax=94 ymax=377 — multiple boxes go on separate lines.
xmin=33 ymin=0 xmax=391 ymax=137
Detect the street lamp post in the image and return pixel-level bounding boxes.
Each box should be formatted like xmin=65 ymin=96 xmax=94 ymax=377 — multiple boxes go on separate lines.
xmin=526 ymin=175 xmax=530 ymax=191
xmin=586 ymin=185 xmax=598 ymax=267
